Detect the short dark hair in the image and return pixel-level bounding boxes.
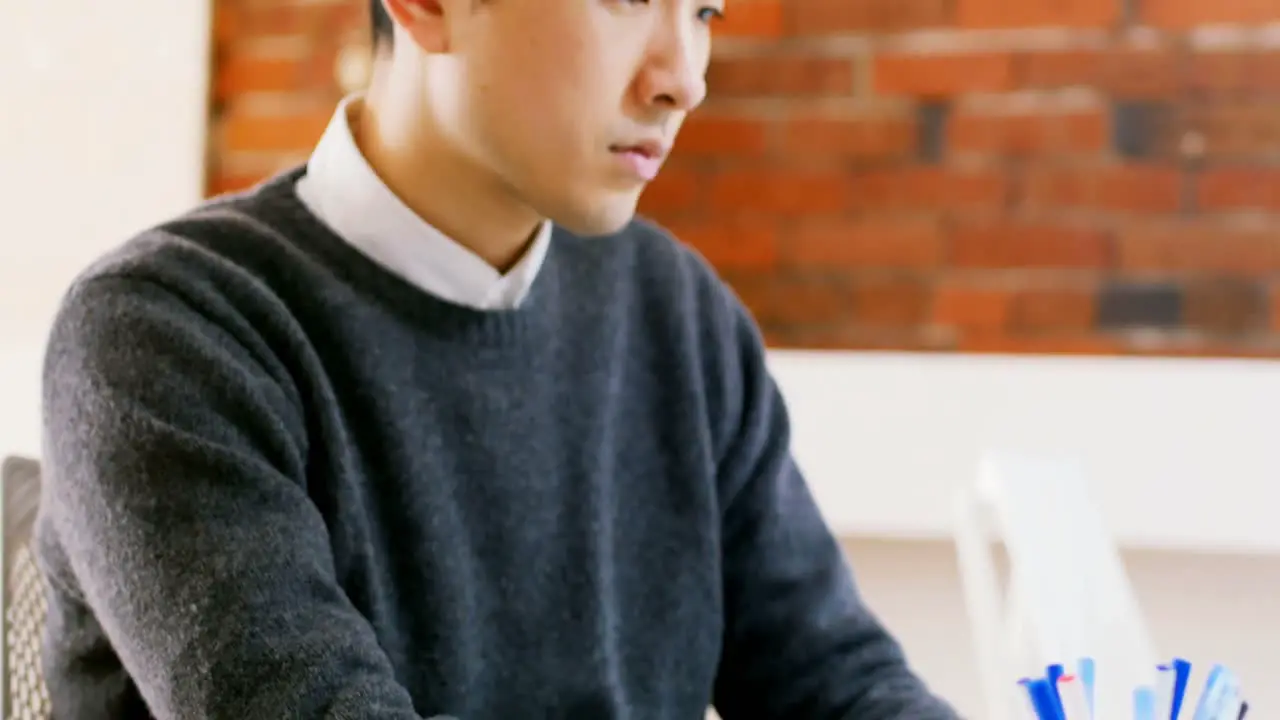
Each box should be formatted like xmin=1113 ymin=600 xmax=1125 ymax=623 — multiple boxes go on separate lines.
xmin=371 ymin=1 xmax=394 ymax=48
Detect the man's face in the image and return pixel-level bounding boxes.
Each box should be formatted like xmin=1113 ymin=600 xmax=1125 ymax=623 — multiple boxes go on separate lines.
xmin=408 ymin=0 xmax=716 ymax=236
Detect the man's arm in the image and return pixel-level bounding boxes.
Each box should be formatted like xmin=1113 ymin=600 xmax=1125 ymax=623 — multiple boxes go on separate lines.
xmin=40 ymin=274 xmax=425 ymax=718
xmin=709 ymin=299 xmax=959 ymax=720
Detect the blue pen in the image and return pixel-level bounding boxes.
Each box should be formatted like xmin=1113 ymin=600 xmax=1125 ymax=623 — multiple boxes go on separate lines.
xmin=1171 ymin=658 xmax=1192 ymax=719
xmin=1208 ymin=672 xmax=1241 ymax=720
xmin=1156 ymin=664 xmax=1176 ymax=719
xmin=1238 ymin=701 xmax=1248 ymax=719
xmin=1046 ymin=664 xmax=1065 ymax=714
xmin=1191 ymin=665 xmax=1227 ymax=720
xmin=1136 ymin=686 xmax=1158 ymax=720
xmin=1026 ymin=678 xmax=1066 ymax=720
xmin=1077 ymin=657 xmax=1096 ymax=717
xmin=1018 ymin=679 xmax=1042 ymax=720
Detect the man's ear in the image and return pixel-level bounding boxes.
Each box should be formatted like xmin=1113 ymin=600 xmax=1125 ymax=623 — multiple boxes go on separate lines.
xmin=380 ymin=0 xmax=450 ymax=53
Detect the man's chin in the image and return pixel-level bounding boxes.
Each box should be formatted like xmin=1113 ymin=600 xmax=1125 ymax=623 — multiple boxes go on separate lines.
xmin=550 ymin=196 xmax=640 ymax=238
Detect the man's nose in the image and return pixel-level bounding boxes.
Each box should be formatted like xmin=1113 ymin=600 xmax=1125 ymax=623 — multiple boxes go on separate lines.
xmin=636 ymin=28 xmax=708 ymax=112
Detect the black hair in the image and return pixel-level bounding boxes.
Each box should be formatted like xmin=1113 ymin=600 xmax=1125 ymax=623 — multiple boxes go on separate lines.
xmin=371 ymin=1 xmax=394 ymax=48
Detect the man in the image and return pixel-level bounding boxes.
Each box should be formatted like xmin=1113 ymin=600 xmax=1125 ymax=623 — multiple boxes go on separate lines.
xmin=34 ymin=0 xmax=959 ymax=717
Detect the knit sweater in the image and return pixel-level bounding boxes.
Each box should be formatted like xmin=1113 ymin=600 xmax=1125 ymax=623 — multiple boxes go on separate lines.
xmin=34 ymin=166 xmax=958 ymax=719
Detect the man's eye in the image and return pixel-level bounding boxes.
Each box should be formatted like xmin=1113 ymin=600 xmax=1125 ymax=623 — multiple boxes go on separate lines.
xmin=697 ymin=7 xmax=725 ymax=23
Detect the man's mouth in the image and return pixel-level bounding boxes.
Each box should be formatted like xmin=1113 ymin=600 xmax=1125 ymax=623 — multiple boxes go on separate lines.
xmin=610 ymin=141 xmax=668 ymax=181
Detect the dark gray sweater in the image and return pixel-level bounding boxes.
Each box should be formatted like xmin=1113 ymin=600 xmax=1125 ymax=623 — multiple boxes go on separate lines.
xmin=35 ymin=166 xmax=957 ymax=719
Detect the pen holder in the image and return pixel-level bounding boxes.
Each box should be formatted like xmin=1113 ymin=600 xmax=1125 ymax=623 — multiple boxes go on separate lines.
xmin=1017 ymin=656 xmax=1248 ymax=720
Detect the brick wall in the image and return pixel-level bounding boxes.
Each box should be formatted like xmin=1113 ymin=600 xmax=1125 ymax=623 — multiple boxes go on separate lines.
xmin=210 ymin=0 xmax=1280 ymax=357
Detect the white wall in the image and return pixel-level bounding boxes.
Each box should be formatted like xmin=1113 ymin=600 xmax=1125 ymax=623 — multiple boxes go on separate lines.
xmin=2 ymin=1 xmax=1276 ymax=716
xmin=771 ymin=350 xmax=1280 ymax=555
xmin=0 ymin=0 xmax=212 ymax=437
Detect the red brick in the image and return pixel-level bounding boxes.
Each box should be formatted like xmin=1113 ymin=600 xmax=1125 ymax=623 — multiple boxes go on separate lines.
xmin=675 ymin=115 xmax=772 ymax=157
xmin=1129 ymin=343 xmax=1280 ymax=359
xmin=665 ymin=218 xmax=779 ymax=269
xmin=638 ymin=164 xmax=704 ymax=214
xmin=1270 ymin=284 xmax=1280 ymax=332
xmin=1010 ymin=287 xmax=1096 ymax=331
xmin=1196 ymin=167 xmax=1280 ymax=212
xmin=217 ymin=54 xmax=300 ymax=99
xmin=722 ymin=273 xmax=773 ymax=325
xmin=206 ymin=172 xmax=264 ymax=197
xmin=948 ymin=109 xmax=1109 ymax=157
xmin=216 ymin=46 xmax=344 ymax=100
xmin=785 ymin=218 xmax=944 ymax=268
xmin=1021 ymin=48 xmax=1181 ymax=98
xmin=787 ymin=0 xmax=953 ymax=34
xmin=1183 ymin=278 xmax=1268 ymax=335
xmin=774 ymin=327 xmax=951 ymax=352
xmin=1141 ymin=0 xmax=1280 ymax=29
xmin=718 ymin=0 xmax=785 ymax=37
xmin=708 ymin=168 xmax=852 ymax=216
xmin=950 ymin=222 xmax=1112 ymax=268
xmin=957 ymin=0 xmax=1118 ymax=28
xmin=1097 ymin=166 xmax=1185 ymax=213
xmin=216 ymin=2 xmax=364 ymax=42
xmin=1024 ymin=167 xmax=1089 ymax=208
xmin=212 ymin=2 xmax=240 ymax=46
xmin=851 ymin=278 xmax=934 ymax=327
xmin=1188 ymin=103 xmax=1280 ymax=160
xmin=218 ymin=107 xmax=332 ymax=154
xmin=1187 ymin=52 xmax=1280 ymax=95
xmin=760 ymin=275 xmax=854 ymax=326
xmin=781 ymin=114 xmax=917 ymax=160
xmin=934 ymin=284 xmax=1011 ymax=331
xmin=959 ymin=335 xmax=1125 ymax=355
xmin=873 ymin=53 xmax=1017 ymax=97
xmin=850 ymin=168 xmax=1009 ymax=213
xmin=1118 ymin=222 xmax=1280 ymax=275
xmin=707 ymin=56 xmax=855 ymax=97
xmin=214 ymin=4 xmax=301 ymax=41
xmin=1025 ymin=164 xmax=1184 ymax=214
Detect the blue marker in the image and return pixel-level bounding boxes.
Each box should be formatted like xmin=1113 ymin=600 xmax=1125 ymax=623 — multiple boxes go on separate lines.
xmin=1171 ymin=658 xmax=1192 ymax=719
xmin=1077 ymin=657 xmax=1096 ymax=716
xmin=1135 ymin=686 xmax=1158 ymax=720
xmin=1026 ymin=678 xmax=1066 ymax=720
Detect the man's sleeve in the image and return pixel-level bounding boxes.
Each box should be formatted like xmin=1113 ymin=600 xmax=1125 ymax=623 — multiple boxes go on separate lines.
xmin=40 ymin=274 xmax=425 ymax=718
xmin=709 ymin=295 xmax=960 ymax=720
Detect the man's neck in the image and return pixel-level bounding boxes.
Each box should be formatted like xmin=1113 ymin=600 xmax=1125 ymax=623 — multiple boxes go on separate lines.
xmin=352 ymin=90 xmax=542 ymax=273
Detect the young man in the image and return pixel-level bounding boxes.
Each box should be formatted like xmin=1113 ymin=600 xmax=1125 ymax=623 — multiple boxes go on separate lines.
xmin=34 ymin=0 xmax=959 ymax=717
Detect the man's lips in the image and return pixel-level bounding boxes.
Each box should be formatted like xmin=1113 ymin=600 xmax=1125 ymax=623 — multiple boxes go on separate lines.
xmin=610 ymin=140 xmax=669 ymax=181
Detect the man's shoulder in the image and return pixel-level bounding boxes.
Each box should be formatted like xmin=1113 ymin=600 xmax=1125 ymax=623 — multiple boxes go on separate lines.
xmin=64 ymin=168 xmax=313 ymax=317
xmin=47 ymin=171 xmax=323 ymax=389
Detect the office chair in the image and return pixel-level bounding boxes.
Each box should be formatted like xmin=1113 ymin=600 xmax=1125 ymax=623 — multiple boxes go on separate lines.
xmin=2 ymin=456 xmax=51 ymax=719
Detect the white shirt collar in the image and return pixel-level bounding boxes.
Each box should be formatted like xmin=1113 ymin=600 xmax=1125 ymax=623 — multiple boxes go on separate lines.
xmin=294 ymin=95 xmax=551 ymax=310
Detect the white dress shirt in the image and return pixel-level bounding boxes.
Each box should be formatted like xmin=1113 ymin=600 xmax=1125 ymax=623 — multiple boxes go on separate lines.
xmin=294 ymin=95 xmax=551 ymax=310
